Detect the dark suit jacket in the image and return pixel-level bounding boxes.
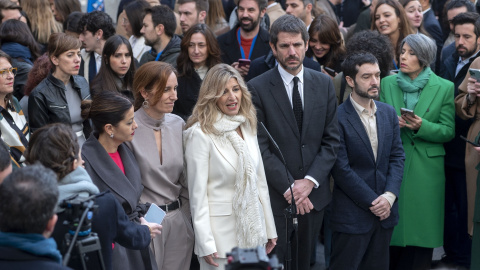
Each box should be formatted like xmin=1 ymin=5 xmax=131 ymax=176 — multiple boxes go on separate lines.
xmin=173 ymin=72 xmax=202 ymax=121
xmin=330 ymin=98 xmax=404 ymax=234
xmin=423 ymin=9 xmax=444 ymax=71
xmin=248 ymin=66 xmax=340 ymax=215
xmin=245 ymin=51 xmax=321 ymax=81
xmin=217 ymin=26 xmax=271 ymax=65
xmin=441 ymin=50 xmax=478 ymax=169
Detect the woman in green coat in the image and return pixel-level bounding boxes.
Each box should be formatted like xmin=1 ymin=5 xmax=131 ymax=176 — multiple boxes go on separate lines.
xmin=380 ymin=34 xmax=455 ymax=269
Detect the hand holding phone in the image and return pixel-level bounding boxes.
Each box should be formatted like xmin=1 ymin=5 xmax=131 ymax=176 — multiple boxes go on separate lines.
xmin=400 ymin=108 xmax=415 ymax=118
xmin=238 ymin=59 xmax=251 ymax=68
xmin=323 ymin=66 xmax=337 ymax=77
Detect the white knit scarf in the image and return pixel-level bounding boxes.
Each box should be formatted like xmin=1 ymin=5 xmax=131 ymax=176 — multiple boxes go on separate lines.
xmin=213 ymin=114 xmax=267 ymax=248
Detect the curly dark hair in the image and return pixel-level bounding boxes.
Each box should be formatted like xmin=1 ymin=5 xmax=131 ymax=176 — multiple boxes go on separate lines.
xmin=346 ymin=30 xmax=394 ymax=78
xmin=78 ymin=10 xmax=115 ymax=40
xmin=24 ymin=53 xmax=51 ymax=96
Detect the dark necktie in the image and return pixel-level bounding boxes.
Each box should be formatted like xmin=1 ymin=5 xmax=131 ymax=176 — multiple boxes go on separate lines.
xmin=292 ymin=76 xmax=303 ymax=133
xmin=88 ymin=52 xmax=97 ymax=82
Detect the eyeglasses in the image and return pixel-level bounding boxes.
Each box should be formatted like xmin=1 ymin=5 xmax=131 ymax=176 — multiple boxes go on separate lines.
xmin=0 ymin=67 xmax=17 ymax=78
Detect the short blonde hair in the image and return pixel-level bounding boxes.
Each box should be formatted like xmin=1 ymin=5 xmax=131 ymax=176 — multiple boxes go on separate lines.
xmin=186 ymin=64 xmax=257 ymax=134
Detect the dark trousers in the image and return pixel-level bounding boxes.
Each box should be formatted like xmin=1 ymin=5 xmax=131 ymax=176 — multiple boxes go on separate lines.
xmin=389 ymin=246 xmax=433 ymax=270
xmin=272 ymin=208 xmax=324 ymax=270
xmin=330 ymin=220 xmax=393 ymax=270
xmin=444 ymin=166 xmax=472 ymax=267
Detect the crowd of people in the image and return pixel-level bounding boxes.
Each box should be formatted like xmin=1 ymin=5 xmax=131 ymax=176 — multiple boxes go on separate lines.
xmin=1 ymin=0 xmax=480 ymax=269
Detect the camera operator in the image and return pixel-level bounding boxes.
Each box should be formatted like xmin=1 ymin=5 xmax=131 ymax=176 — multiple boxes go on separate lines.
xmin=0 ymin=164 xmax=71 ymax=270
xmin=24 ymin=123 xmax=162 ymax=270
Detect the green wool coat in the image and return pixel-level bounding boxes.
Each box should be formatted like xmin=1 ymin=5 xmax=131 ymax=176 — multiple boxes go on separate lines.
xmin=380 ymin=72 xmax=455 ymax=248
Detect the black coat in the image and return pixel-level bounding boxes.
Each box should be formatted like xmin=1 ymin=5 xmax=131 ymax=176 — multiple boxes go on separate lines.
xmin=217 ymin=26 xmax=271 ymax=65
xmin=28 ymin=74 xmax=91 ymax=134
xmin=173 ymin=72 xmax=202 ymax=121
xmin=0 ymin=246 xmax=72 ymax=270
xmin=441 ymin=51 xmax=478 ymax=169
xmin=245 ymin=51 xmax=321 ymax=81
xmin=53 ymin=192 xmax=151 ymax=270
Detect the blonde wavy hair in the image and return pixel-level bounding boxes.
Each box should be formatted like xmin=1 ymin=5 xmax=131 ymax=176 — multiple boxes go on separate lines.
xmin=22 ymin=0 xmax=62 ymax=44
xmin=186 ymin=63 xmax=257 ymax=135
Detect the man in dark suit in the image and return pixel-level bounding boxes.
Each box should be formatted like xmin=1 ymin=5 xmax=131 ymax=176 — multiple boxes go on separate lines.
xmin=217 ymin=0 xmax=271 ymax=77
xmin=329 ymin=53 xmax=404 ymax=269
xmin=248 ymin=14 xmax=340 ymax=269
xmin=439 ymin=11 xmax=480 ymax=269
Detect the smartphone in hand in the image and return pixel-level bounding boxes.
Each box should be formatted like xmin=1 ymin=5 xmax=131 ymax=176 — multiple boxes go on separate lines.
xmin=469 ymin=68 xmax=480 ymax=81
xmin=400 ymin=108 xmax=415 ymax=118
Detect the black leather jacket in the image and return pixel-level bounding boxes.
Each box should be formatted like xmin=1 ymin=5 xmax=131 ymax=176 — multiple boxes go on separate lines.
xmin=28 ymin=74 xmax=91 ymax=133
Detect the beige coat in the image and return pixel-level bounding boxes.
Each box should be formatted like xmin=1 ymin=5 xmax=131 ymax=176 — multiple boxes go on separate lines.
xmin=266 ymin=3 xmax=286 ymax=25
xmin=184 ymin=122 xmax=277 ymax=258
xmin=455 ymin=57 xmax=480 ymax=235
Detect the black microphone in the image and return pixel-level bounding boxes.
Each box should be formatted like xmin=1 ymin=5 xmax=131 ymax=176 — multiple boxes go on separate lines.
xmin=259 ymin=122 xmax=297 ymax=227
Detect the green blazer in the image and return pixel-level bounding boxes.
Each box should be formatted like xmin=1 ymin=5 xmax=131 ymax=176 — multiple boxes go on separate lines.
xmin=380 ymin=72 xmax=455 ymax=248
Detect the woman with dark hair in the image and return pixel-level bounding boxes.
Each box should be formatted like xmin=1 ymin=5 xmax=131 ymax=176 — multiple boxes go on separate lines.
xmin=49 ymin=0 xmax=81 ymax=23
xmin=81 ymin=91 xmax=158 ymax=270
xmin=307 ymin=15 xmax=346 ymax=76
xmin=0 ymin=50 xmax=29 ymax=169
xmin=28 ymin=33 xmax=90 ymax=145
xmin=90 ymin=35 xmax=136 ymax=101
xmin=127 ymin=61 xmax=194 ymax=270
xmin=372 ymin=0 xmax=415 ymax=70
xmin=174 ymin=23 xmax=222 ymax=120
xmin=123 ymin=0 xmax=151 ymax=62
xmin=0 ymin=19 xmax=41 ymax=99
xmin=25 ymin=123 xmax=161 ymax=270
xmin=380 ymin=34 xmax=455 ymax=269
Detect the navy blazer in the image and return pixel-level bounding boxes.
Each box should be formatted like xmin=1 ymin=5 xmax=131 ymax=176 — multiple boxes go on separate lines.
xmin=248 ymin=66 xmax=340 ymax=215
xmin=330 ymin=98 xmax=404 ymax=234
xmin=217 ymin=26 xmax=271 ymax=65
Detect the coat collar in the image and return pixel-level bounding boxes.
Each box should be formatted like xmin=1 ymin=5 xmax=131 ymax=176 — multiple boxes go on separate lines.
xmin=82 ymin=134 xmax=143 ymax=214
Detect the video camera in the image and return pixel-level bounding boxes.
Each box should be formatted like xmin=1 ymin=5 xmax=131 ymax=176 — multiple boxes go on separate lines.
xmin=226 ymin=246 xmax=283 ymax=270
xmin=60 ymin=194 xmax=105 ymax=270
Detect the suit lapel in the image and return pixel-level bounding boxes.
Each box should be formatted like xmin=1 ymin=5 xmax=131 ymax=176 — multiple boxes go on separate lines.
xmin=82 ymin=137 xmax=138 ymax=212
xmin=344 ymin=98 xmax=376 ymax=162
xmin=208 ymin=133 xmax=238 ymax=171
xmin=269 ymin=67 xmax=301 ymax=139
xmin=302 ymin=70 xmax=315 ymax=139
xmin=375 ymin=102 xmax=385 ymax=164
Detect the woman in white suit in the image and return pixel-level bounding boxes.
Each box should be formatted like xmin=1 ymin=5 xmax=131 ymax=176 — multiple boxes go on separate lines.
xmin=184 ymin=64 xmax=277 ymax=269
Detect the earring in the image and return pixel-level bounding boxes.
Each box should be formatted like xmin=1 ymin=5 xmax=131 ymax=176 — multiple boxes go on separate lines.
xmin=110 ymin=133 xmax=114 ymax=138
xmin=142 ymin=100 xmax=149 ymax=109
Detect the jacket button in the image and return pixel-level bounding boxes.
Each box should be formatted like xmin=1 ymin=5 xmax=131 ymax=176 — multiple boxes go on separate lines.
xmin=302 ymin=144 xmax=305 ymax=148
xmin=411 ymin=142 xmax=414 ymax=146
xmin=299 ymin=167 xmax=303 ymax=171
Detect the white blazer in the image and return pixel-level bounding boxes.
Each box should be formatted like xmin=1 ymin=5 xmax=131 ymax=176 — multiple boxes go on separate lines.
xmin=184 ymin=122 xmax=277 ymax=258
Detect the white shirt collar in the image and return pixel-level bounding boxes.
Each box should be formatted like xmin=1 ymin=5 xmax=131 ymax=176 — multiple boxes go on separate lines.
xmin=278 ymin=64 xmax=304 ymax=85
